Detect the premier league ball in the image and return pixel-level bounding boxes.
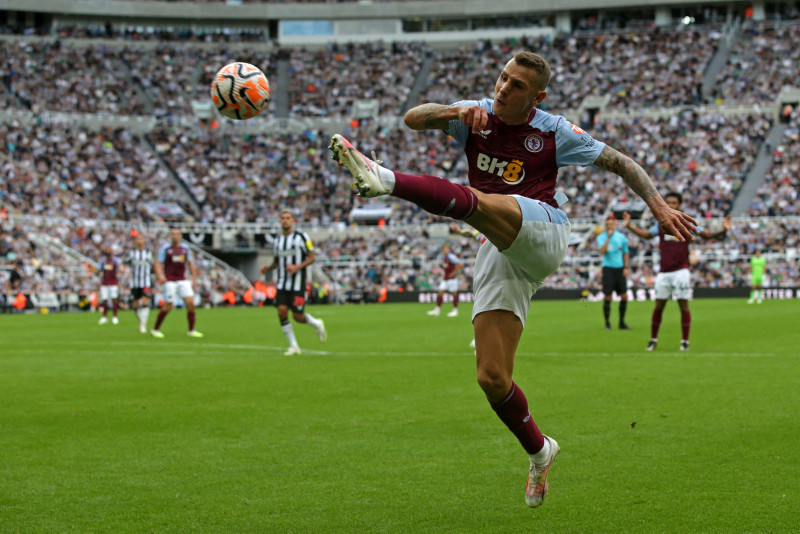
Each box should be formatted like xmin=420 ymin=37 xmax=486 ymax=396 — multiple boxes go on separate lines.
xmin=210 ymin=62 xmax=271 ymax=120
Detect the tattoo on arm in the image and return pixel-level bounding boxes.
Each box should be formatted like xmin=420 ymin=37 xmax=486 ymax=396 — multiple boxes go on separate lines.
xmin=595 ymin=146 xmax=661 ymax=206
xmin=404 ymin=103 xmax=456 ymax=130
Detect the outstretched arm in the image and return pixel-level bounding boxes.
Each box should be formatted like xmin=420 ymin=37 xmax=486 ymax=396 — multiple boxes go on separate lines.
xmin=622 ymin=211 xmax=654 ymax=240
xmin=595 ymin=146 xmax=697 ymax=241
xmin=404 ymin=104 xmax=488 ymax=133
xmin=699 ymin=214 xmax=731 ymax=240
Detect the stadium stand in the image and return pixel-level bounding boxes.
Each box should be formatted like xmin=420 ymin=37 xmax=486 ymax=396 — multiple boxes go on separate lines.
xmin=1 ymin=1 xmax=799 ymax=304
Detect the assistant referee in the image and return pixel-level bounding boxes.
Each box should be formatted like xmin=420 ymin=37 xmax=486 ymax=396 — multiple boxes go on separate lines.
xmin=597 ymin=214 xmax=631 ymax=330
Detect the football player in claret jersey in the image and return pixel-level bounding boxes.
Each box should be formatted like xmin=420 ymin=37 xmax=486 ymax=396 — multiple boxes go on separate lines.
xmin=123 ymin=233 xmax=154 ymax=334
xmin=97 ymin=245 xmax=121 ymax=325
xmin=427 ymin=244 xmax=464 ymax=317
xmin=151 ymin=228 xmax=203 ymax=338
xmin=623 ymin=192 xmax=730 ymax=351
xmin=261 ymin=210 xmax=326 ymax=356
xmin=330 ymin=51 xmax=697 ymax=508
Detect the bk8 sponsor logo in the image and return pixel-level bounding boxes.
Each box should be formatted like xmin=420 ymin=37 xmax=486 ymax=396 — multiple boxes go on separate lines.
xmin=476 ymin=153 xmax=525 ymax=184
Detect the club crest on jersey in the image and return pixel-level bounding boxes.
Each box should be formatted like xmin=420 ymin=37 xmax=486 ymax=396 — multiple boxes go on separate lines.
xmin=524 ymin=134 xmax=543 ymax=153
xmin=476 ymin=153 xmax=526 ymax=184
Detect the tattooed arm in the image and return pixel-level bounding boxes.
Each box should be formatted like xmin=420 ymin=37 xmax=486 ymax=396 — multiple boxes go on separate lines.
xmin=595 ymin=145 xmax=698 ymax=241
xmin=404 ymin=104 xmax=489 ymax=133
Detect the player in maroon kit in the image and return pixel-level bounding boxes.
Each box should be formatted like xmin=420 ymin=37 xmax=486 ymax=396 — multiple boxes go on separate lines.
xmin=623 ymin=193 xmax=730 ymax=351
xmin=427 ymin=244 xmax=464 ymax=317
xmin=151 ymin=228 xmax=203 ymax=338
xmin=97 ymin=245 xmax=121 ymax=325
xmin=329 ymin=51 xmax=697 ymax=508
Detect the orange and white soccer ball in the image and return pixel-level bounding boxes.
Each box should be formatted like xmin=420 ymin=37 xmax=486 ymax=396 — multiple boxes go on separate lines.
xmin=210 ymin=62 xmax=271 ymax=120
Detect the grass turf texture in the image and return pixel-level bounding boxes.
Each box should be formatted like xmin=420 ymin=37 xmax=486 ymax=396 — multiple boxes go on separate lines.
xmin=1 ymin=299 xmax=799 ymax=533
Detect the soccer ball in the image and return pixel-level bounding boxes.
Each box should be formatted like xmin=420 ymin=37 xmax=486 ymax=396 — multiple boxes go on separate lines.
xmin=210 ymin=62 xmax=271 ymax=120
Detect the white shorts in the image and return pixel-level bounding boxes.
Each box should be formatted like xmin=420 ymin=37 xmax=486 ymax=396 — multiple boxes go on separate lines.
xmin=162 ymin=280 xmax=195 ymax=304
xmin=437 ymin=278 xmax=459 ymax=293
xmin=100 ymin=285 xmax=119 ymax=301
xmin=655 ymin=268 xmax=692 ymax=300
xmin=472 ymin=197 xmax=570 ymax=327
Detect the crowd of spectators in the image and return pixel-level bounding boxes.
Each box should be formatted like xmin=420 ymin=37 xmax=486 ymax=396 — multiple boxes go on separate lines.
xmin=748 ymin=108 xmax=799 ymax=216
xmin=287 ymin=41 xmax=426 ymax=117
xmin=558 ymin=111 xmax=772 ymax=220
xmin=419 ymin=28 xmax=717 ymax=112
xmin=0 ymin=121 xmax=193 ymax=221
xmin=710 ymin=21 xmax=800 ymax=104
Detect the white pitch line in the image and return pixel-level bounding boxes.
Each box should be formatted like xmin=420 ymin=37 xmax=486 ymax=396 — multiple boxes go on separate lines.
xmin=11 ymin=340 xmax=784 ymax=358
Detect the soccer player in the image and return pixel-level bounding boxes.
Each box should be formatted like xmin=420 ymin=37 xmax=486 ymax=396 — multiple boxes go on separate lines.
xmin=329 ymin=51 xmax=697 ymax=508
xmin=622 ymin=195 xmax=730 ymax=351
xmin=748 ymin=249 xmax=766 ymax=304
xmin=123 ymin=233 xmax=154 ymax=334
xmin=261 ymin=210 xmax=326 ymax=355
xmin=97 ymin=245 xmax=121 ymax=325
xmin=427 ymin=244 xmax=464 ymax=317
xmin=151 ymin=228 xmax=203 ymax=338
xmin=597 ymin=214 xmax=631 ymax=330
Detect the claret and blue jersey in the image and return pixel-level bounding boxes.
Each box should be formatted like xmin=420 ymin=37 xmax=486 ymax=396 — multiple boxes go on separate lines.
xmin=445 ymin=99 xmax=606 ymax=208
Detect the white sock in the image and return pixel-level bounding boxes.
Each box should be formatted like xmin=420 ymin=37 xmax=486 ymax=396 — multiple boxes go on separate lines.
xmin=281 ymin=323 xmax=299 ymax=348
xmin=376 ymin=164 xmax=396 ymax=193
xmin=531 ymin=438 xmax=550 ymax=464
xmin=304 ymin=313 xmax=320 ymax=328
xmin=137 ymin=307 xmax=150 ymax=328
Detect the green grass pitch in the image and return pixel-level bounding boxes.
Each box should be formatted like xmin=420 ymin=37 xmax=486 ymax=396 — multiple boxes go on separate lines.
xmin=2 ymin=299 xmax=799 ymax=533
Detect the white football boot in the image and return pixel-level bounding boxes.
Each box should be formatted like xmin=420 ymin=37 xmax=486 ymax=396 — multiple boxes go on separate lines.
xmin=329 ymin=134 xmax=390 ymax=198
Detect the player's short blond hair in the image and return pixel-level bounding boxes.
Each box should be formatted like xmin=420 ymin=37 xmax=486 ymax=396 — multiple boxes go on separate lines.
xmin=513 ymin=51 xmax=551 ymax=91
xmin=279 ymin=209 xmax=295 ymax=219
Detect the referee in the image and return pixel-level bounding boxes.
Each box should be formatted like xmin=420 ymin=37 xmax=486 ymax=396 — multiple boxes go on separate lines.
xmin=597 ymin=214 xmax=631 ymax=330
xmin=123 ymin=233 xmax=154 ymax=334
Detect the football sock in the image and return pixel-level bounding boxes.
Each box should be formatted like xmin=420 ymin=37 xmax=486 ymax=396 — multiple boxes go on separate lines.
xmin=101 ymin=302 xmax=108 ymax=317
xmin=436 ymin=294 xmax=444 ymax=307
xmin=188 ymin=311 xmax=196 ymax=331
xmin=392 ymin=172 xmax=478 ymax=220
xmin=681 ymin=309 xmax=691 ymax=341
xmin=154 ymin=309 xmax=168 ymax=330
xmin=619 ymin=299 xmax=627 ymax=324
xmin=453 ymin=293 xmax=459 ymax=308
xmin=112 ymin=301 xmax=119 ymax=316
xmin=603 ymin=300 xmax=611 ymax=323
xmin=531 ymin=437 xmax=551 ymax=464
xmin=281 ymin=319 xmax=299 ymax=348
xmin=137 ymin=307 xmax=150 ymax=328
xmin=304 ymin=313 xmax=321 ymax=328
xmin=490 ymin=381 xmax=545 ymax=455
xmin=651 ymin=308 xmax=663 ymax=339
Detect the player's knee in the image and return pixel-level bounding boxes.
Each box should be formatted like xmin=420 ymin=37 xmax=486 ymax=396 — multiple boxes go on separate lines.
xmin=476 ymin=366 xmax=510 ymax=401
xmin=292 ymin=312 xmax=305 ymax=322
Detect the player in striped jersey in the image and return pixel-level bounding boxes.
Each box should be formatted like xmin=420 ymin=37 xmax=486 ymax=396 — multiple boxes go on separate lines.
xmin=123 ymin=233 xmax=154 ymax=334
xmin=260 ymin=210 xmax=326 ymax=355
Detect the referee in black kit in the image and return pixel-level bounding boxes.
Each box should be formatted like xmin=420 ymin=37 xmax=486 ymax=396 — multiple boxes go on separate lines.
xmin=261 ymin=209 xmax=327 ymax=355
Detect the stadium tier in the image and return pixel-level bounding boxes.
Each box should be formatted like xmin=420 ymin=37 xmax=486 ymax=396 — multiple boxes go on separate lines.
xmin=1 ymin=8 xmax=799 ymax=302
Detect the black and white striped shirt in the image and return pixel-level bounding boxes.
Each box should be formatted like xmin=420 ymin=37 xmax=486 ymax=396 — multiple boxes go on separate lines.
xmin=123 ymin=248 xmax=154 ymax=289
xmin=272 ymin=230 xmax=314 ymax=292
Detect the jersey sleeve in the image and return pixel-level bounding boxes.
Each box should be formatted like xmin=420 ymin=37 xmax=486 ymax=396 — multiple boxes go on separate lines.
xmin=596 ymin=233 xmax=608 ymax=247
xmin=444 ymin=98 xmax=489 ymax=148
xmin=302 ymin=232 xmax=314 ymax=252
xmin=648 ymin=224 xmax=660 ymax=238
xmin=448 ymin=253 xmax=462 ymax=265
xmin=554 ymin=119 xmax=606 ymax=167
xmin=157 ymin=245 xmax=167 ymax=263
